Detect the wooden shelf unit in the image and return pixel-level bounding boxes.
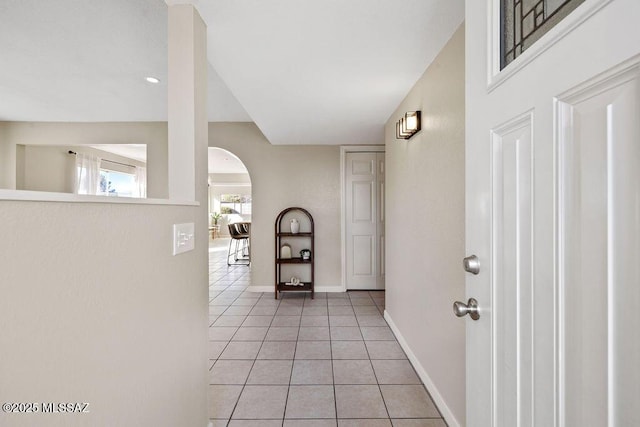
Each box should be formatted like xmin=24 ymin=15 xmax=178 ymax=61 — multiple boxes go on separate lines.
xmin=275 ymin=207 xmax=314 ymax=299
xmin=276 ymin=257 xmax=313 ymax=264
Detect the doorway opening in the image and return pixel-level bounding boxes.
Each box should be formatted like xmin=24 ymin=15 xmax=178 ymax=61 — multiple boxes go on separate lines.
xmin=207 ymin=146 xmax=252 ymax=274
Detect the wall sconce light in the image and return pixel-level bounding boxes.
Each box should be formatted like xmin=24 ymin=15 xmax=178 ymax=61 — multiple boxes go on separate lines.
xmin=396 ymin=111 xmax=421 ymax=140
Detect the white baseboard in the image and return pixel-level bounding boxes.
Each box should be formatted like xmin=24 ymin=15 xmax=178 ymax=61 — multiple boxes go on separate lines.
xmin=246 ymin=285 xmax=344 ymax=294
xmin=384 ymin=310 xmax=461 ymax=427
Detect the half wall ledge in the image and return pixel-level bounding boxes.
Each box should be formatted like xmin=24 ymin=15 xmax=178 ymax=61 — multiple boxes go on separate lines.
xmin=0 ymin=189 xmax=199 ymax=206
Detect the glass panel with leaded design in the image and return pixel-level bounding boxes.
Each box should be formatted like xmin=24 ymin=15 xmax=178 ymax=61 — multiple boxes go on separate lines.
xmin=501 ymin=0 xmax=586 ymax=69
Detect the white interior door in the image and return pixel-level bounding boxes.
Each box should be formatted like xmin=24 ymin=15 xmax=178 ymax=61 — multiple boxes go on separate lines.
xmin=465 ymin=1 xmax=640 ymax=426
xmin=345 ymin=151 xmax=385 ymax=290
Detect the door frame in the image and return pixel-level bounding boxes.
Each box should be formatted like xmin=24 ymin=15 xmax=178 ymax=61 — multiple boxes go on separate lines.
xmin=340 ymin=145 xmax=385 ymax=292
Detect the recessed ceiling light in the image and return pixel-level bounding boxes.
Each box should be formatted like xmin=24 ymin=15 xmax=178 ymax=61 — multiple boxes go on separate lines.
xmin=145 ymin=76 xmax=160 ymax=84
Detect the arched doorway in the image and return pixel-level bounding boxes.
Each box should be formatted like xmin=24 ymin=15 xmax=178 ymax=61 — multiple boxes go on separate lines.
xmin=207 ymin=147 xmax=252 ymax=271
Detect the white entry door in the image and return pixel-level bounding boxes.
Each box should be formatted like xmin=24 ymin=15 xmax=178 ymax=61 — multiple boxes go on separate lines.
xmin=465 ymin=1 xmax=640 ymax=426
xmin=345 ymin=151 xmax=385 ymax=290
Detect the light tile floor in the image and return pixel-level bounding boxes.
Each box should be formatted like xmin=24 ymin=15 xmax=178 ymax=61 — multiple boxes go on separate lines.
xmin=209 ymin=238 xmax=447 ymax=427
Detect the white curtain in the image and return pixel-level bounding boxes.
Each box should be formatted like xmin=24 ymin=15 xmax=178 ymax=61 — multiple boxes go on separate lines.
xmin=74 ymin=153 xmax=101 ymax=195
xmin=133 ymin=166 xmax=147 ymax=198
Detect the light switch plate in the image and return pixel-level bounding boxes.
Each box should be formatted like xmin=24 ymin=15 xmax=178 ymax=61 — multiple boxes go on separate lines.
xmin=173 ymin=222 xmax=195 ymax=255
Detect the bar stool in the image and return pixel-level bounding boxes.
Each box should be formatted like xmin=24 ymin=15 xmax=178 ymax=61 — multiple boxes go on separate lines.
xmin=227 ymin=222 xmax=250 ymax=266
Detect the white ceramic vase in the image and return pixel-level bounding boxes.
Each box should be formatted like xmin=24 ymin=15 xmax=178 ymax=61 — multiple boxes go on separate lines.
xmin=290 ymin=218 xmax=300 ymax=234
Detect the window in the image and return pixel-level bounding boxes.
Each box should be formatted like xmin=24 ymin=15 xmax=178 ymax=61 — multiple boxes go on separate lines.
xmin=99 ymin=169 xmax=136 ymax=197
xmin=73 ymin=151 xmax=146 ymax=198
xmin=501 ymin=0 xmax=585 ymax=69
xmin=220 ymin=194 xmax=252 ymax=215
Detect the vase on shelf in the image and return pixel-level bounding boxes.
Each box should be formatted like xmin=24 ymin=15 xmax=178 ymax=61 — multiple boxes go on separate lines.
xmin=280 ymin=244 xmax=292 ymax=259
xmin=290 ymin=218 xmax=300 ymax=234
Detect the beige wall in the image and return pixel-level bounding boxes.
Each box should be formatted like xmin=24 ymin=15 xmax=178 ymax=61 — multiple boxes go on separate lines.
xmin=209 ymin=173 xmax=251 ymax=185
xmin=0 ymin=121 xmax=344 ymax=289
xmin=0 ymin=116 xmax=209 ymax=425
xmin=0 ymin=201 xmax=208 ymax=427
xmin=384 ymin=25 xmax=466 ymax=426
xmin=16 ymin=145 xmax=146 ymax=194
xmin=0 ymin=122 xmax=168 ymax=198
xmin=19 ymin=145 xmax=73 ymax=193
xmin=209 ymin=122 xmax=342 ymax=290
xmin=0 ymin=7 xmax=210 ymax=426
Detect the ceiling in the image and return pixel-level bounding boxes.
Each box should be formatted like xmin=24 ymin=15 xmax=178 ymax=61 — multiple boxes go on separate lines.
xmin=0 ymin=0 xmax=464 ymax=145
xmin=0 ymin=0 xmax=250 ymax=123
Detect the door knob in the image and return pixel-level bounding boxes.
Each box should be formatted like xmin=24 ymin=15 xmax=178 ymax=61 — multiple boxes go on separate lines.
xmin=453 ymin=298 xmax=480 ymax=320
xmin=463 ymin=255 xmax=480 ymax=274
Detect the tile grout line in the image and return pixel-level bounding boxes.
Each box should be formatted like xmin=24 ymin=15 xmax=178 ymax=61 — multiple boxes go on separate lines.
xmin=355 ymin=293 xmax=393 ymax=424
xmin=211 ymin=243 xmax=440 ymax=425
xmin=281 ymin=294 xmax=302 ymax=424
xmin=208 ymin=261 xmax=257 ymax=424
xmin=222 ymin=294 xmax=265 ymax=424
xmin=326 ymin=295 xmax=338 ymax=424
